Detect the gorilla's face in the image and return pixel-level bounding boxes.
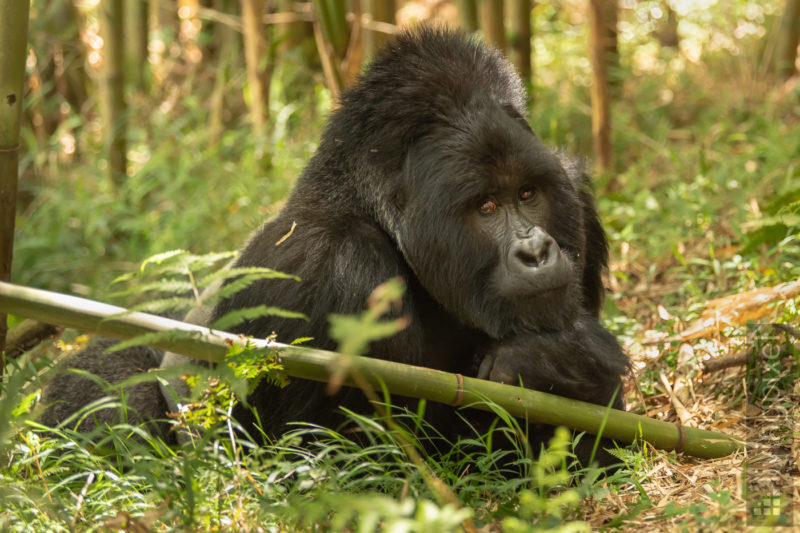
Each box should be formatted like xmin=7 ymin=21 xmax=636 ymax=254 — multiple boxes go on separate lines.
xmin=396 ymin=102 xmax=587 ymax=339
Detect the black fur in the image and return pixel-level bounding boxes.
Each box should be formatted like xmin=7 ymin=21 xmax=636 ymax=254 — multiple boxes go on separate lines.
xmin=41 ymin=25 xmax=628 ymax=465
xmin=39 ymin=339 xmax=171 ymax=437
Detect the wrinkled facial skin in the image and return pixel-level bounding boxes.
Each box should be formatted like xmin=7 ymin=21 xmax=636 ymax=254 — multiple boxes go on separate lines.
xmin=478 ymin=181 xmax=578 ymax=322
xmin=397 ymin=102 xmax=587 ymax=339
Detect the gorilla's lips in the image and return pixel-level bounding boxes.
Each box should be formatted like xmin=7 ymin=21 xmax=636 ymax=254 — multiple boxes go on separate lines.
xmin=529 ymin=283 xmax=569 ymax=298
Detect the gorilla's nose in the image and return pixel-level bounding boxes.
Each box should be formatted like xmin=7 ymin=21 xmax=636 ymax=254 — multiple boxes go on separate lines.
xmin=511 ymin=228 xmax=557 ymax=270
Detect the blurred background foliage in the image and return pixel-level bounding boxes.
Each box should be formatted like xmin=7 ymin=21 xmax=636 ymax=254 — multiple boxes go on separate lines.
xmin=8 ymin=1 xmax=797 ymax=309
xmin=10 ymin=0 xmax=799 ymax=323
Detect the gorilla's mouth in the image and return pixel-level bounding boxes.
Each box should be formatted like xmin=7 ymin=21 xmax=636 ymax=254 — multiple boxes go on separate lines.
xmin=515 ymin=284 xmax=574 ymax=315
xmin=511 ymin=281 xmax=581 ymax=330
xmin=528 ymin=283 xmax=568 ymax=298
xmin=492 ymin=264 xmax=574 ymax=304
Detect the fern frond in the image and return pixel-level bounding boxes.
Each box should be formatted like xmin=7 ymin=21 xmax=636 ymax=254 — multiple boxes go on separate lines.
xmin=211 ymin=305 xmax=308 ymax=330
xmin=106 ymin=329 xmax=203 ymax=353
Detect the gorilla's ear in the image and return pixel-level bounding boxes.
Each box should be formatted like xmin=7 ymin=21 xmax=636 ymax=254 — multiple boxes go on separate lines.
xmin=502 ymin=103 xmax=536 ymax=136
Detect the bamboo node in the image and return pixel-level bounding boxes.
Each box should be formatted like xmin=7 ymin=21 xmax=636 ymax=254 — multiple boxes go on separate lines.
xmin=674 ymin=423 xmax=686 ymax=453
xmin=451 ymin=373 xmax=464 ymax=406
xmin=0 ymin=144 xmax=20 ymax=153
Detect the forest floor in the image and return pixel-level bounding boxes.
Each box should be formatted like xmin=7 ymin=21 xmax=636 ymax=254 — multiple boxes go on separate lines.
xmin=583 ymin=276 xmax=800 ymax=530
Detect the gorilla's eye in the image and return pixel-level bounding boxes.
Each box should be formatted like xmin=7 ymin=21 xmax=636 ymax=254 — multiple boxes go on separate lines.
xmin=479 ymin=199 xmax=498 ymax=215
xmin=519 ymin=187 xmax=536 ymax=201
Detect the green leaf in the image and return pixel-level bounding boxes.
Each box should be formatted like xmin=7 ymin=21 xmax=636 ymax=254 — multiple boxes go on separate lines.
xmin=140 ymin=249 xmax=189 ymax=271
xmin=127 ymin=297 xmax=197 ymax=315
xmin=211 ymin=305 xmax=308 ymax=331
xmin=199 ymin=266 xmax=300 ymax=287
xmin=109 ymin=280 xmax=195 ymax=299
xmin=106 ymin=329 xmax=203 ymax=353
xmin=201 ymin=272 xmax=299 ymax=306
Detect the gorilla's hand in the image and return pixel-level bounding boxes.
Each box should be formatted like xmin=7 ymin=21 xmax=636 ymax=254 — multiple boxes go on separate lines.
xmin=477 ymin=316 xmax=628 ymax=409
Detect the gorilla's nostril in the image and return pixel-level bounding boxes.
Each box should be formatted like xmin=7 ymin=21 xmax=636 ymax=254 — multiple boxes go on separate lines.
xmin=515 ymin=235 xmax=553 ymax=268
xmin=515 ymin=248 xmax=540 ymax=267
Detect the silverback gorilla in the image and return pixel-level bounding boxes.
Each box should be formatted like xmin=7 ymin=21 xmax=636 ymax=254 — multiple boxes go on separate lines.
xmin=41 ymin=25 xmax=629 ymax=465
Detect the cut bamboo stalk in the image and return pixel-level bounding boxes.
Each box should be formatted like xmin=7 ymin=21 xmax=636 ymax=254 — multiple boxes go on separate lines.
xmin=0 ymin=281 xmax=744 ymax=459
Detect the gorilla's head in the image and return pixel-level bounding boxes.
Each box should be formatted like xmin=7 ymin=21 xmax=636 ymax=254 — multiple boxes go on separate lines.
xmin=313 ymin=25 xmax=600 ymax=339
xmin=396 ymin=100 xmax=589 ymax=338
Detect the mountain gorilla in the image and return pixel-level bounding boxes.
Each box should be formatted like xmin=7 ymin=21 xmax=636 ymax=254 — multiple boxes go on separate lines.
xmin=41 ymin=25 xmax=628 ymax=465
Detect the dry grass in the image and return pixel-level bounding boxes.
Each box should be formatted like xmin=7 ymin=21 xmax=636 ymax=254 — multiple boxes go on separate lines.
xmin=587 ymin=279 xmax=800 ymax=529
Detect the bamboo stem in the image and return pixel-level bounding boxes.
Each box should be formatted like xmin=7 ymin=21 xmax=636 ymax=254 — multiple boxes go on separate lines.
xmin=588 ymin=0 xmax=616 ymax=173
xmin=508 ymin=0 xmax=532 ymax=87
xmin=311 ymin=0 xmax=344 ymax=97
xmin=124 ymin=0 xmax=149 ymax=92
xmin=363 ymin=0 xmax=395 ymax=58
xmin=479 ymin=0 xmax=506 ymax=52
xmin=774 ymin=0 xmax=800 ymax=79
xmin=0 ymin=281 xmax=744 ymax=459
xmin=242 ymin=0 xmax=269 ymax=137
xmin=0 ymin=0 xmax=30 ymax=362
xmin=100 ymin=0 xmax=127 ymax=184
xmin=458 ymin=0 xmax=479 ymax=32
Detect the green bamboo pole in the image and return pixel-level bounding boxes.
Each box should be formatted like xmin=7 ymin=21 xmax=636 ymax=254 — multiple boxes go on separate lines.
xmin=0 ymin=281 xmax=744 ymax=459
xmin=458 ymin=0 xmax=479 ymax=32
xmin=0 ymin=1 xmax=30 ymax=363
xmin=323 ymin=0 xmax=349 ymax=56
xmin=100 ymin=0 xmax=127 ymax=184
xmin=311 ymin=0 xmax=346 ymax=94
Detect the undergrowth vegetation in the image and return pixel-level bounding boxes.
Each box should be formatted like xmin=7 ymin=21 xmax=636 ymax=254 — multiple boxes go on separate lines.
xmin=2 ymin=1 xmax=799 ymax=531
xmin=2 ymin=251 xmax=626 ymax=531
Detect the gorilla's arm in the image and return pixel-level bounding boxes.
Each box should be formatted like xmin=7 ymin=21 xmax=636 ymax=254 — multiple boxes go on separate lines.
xmin=476 ymin=316 xmax=628 ymax=409
xmin=39 ymin=339 xmax=172 ymax=438
xmin=211 ymin=213 xmax=454 ymax=434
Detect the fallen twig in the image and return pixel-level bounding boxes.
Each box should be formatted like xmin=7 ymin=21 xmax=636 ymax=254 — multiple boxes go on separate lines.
xmin=702 ymin=351 xmax=753 ymax=373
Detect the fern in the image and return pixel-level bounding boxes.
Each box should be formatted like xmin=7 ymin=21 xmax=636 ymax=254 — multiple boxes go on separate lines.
xmin=139 ymin=249 xmax=191 ymax=271
xmin=211 ymin=305 xmax=307 ymax=331
xmin=127 ymin=297 xmax=198 ymax=316
xmin=110 ymin=280 xmax=195 ymax=299
xmin=201 ymin=273 xmax=298 ymax=307
xmin=199 ymin=266 xmax=299 ymax=287
xmin=106 ymin=329 xmax=204 ymax=353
